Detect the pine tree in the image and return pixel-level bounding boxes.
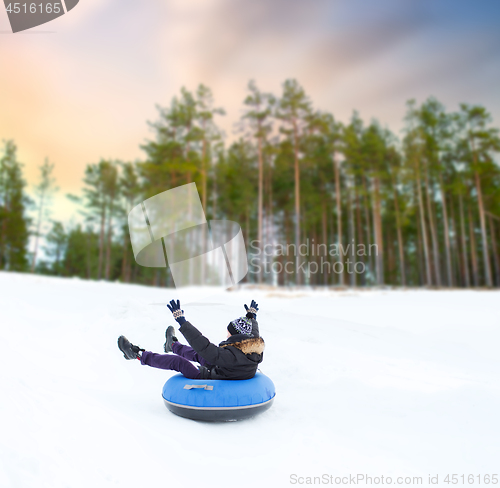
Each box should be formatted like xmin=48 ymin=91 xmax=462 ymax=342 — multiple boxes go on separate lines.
xmin=457 ymin=104 xmax=500 ymax=287
xmin=118 ymin=161 xmax=142 ymax=283
xmin=362 ymin=123 xmax=389 ymax=285
xmin=242 ymin=80 xmax=275 ymax=283
xmin=196 ymin=84 xmax=225 ymax=213
xmin=276 ymin=79 xmax=312 ymax=285
xmin=404 ymin=101 xmax=432 ymax=286
xmin=0 ymin=140 xmax=30 ymax=271
xmin=69 ymin=160 xmax=118 ymax=280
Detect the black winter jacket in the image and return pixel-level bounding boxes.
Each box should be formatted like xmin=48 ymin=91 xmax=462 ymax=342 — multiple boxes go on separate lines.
xmin=178 ymin=321 xmax=265 ymax=380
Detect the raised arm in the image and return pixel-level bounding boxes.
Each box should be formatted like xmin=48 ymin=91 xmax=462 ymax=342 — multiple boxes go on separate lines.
xmin=166 ymin=299 xmax=233 ymax=366
xmin=244 ymin=299 xmax=260 ymax=337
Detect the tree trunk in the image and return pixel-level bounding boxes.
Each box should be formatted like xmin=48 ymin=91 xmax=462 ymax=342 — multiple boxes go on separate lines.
xmin=423 ymin=160 xmax=441 ymax=286
xmin=415 ymin=158 xmax=432 ymax=285
xmin=468 ymin=205 xmax=479 ymax=287
xmin=362 ymin=176 xmax=373 ymax=282
xmin=416 ymin=203 xmax=424 ymax=286
xmin=355 ymin=184 xmax=365 ymax=286
xmin=267 ymin=161 xmax=274 ymax=285
xmin=98 ymin=205 xmax=106 ymax=279
xmin=212 ymin=166 xmax=217 ymax=220
xmin=201 ymin=122 xmax=207 ymax=211
xmin=105 ymin=200 xmax=113 ymax=281
xmin=201 ymin=119 xmax=211 ymax=285
xmin=31 ymin=192 xmax=45 ymax=273
xmin=55 ymin=242 xmax=62 ymax=275
xmin=468 ymin=131 xmax=493 ymax=286
xmin=283 ymin=213 xmax=290 ymax=287
xmin=488 ymin=214 xmax=500 ymax=287
xmin=387 ymin=227 xmax=396 ymax=284
xmin=474 ymin=171 xmax=492 ymax=286
xmin=293 ymin=118 xmax=301 ymax=285
xmin=448 ymin=194 xmax=462 ymax=287
xmin=333 ymin=153 xmax=343 ymax=286
xmin=322 ymin=200 xmax=328 ymax=286
xmin=458 ymin=193 xmax=470 ymax=287
xmin=246 ymin=206 xmax=250 ymax=284
xmin=131 ymin=261 xmax=137 ymax=283
xmin=86 ymin=228 xmax=92 ymax=279
xmin=257 ymin=134 xmax=264 ymax=283
xmin=348 ymin=175 xmax=356 ymax=287
xmin=391 ymin=171 xmax=406 ymax=286
xmin=438 ymin=173 xmax=453 ymax=286
xmin=121 ymin=231 xmax=129 ymax=283
xmin=372 ymin=176 xmax=384 ymax=285
xmin=186 ymin=170 xmax=194 ymax=286
xmin=0 ymin=216 xmax=5 ymax=268
xmin=0 ymin=171 xmax=6 ymax=268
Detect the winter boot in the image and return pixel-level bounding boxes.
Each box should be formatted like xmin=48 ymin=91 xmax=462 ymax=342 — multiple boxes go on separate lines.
xmin=164 ymin=326 xmax=178 ymax=353
xmin=118 ymin=335 xmax=145 ymax=360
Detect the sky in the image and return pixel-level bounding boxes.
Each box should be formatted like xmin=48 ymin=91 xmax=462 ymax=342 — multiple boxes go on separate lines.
xmin=1 ymin=0 xmax=500 ymax=225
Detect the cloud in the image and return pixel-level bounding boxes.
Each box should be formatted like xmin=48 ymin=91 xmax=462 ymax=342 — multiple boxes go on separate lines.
xmin=1 ymin=0 xmax=500 ymax=226
xmin=161 ymin=0 xmax=432 ymax=85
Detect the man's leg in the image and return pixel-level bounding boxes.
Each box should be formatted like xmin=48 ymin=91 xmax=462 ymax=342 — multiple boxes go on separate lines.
xmin=171 ymin=342 xmax=211 ymax=367
xmin=140 ymin=351 xmax=201 ymax=379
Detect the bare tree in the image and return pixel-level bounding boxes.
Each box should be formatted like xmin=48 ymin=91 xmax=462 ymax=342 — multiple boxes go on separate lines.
xmin=31 ymin=158 xmax=57 ymax=272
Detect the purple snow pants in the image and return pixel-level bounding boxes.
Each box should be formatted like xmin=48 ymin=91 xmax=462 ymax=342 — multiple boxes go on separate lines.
xmin=140 ymin=342 xmax=211 ymax=379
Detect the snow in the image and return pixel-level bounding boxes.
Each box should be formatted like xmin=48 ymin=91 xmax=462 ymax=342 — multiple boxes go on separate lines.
xmin=1 ymin=271 xmax=499 ymax=487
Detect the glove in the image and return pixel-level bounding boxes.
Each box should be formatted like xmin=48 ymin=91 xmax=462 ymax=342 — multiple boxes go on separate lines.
xmin=244 ymin=300 xmax=259 ymax=319
xmin=167 ymin=299 xmax=186 ymax=325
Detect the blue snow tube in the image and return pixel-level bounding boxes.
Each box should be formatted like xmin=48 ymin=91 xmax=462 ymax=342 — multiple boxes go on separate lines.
xmin=162 ymin=372 xmax=276 ymax=421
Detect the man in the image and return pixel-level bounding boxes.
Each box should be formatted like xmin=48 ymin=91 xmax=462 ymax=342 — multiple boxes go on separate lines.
xmin=118 ymin=299 xmax=264 ymax=380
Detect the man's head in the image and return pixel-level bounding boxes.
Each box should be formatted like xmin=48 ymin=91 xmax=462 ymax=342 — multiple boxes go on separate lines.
xmin=227 ymin=316 xmax=254 ymax=337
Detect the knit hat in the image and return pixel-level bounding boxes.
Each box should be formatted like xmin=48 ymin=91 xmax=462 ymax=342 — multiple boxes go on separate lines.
xmin=227 ymin=316 xmax=253 ymax=336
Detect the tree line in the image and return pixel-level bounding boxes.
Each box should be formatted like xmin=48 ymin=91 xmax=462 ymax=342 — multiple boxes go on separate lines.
xmin=1 ymin=79 xmax=499 ymax=288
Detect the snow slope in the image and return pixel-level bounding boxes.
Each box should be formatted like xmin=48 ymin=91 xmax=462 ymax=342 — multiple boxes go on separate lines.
xmin=1 ymin=271 xmax=499 ymax=487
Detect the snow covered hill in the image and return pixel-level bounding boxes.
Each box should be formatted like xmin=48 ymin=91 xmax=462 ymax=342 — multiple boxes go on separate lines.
xmin=1 ymin=272 xmax=499 ymax=487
